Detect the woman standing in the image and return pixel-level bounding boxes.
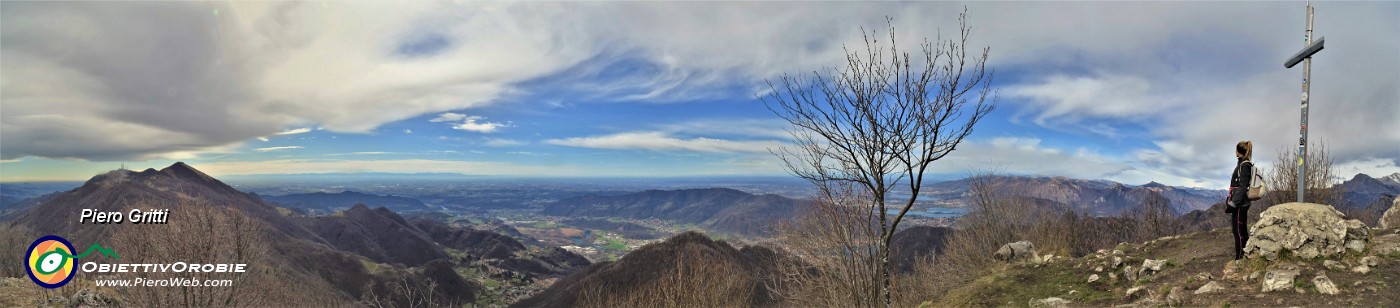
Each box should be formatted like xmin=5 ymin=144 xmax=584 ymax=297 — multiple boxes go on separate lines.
xmin=1226 ymin=141 xmax=1254 ymax=260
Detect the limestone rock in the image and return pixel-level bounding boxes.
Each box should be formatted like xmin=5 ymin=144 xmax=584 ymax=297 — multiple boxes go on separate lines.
xmin=1195 ymin=281 xmax=1225 ymax=294
xmin=1125 ymin=286 xmax=1150 ymax=301
xmin=1313 ymin=274 xmax=1340 ymax=295
xmin=994 ymin=240 xmax=1037 ymax=262
xmin=1110 ymin=256 xmax=1123 ymax=269
xmin=1087 ymin=274 xmax=1100 ymax=283
xmin=1323 ymin=260 xmax=1347 ymax=271
xmin=1262 ymin=267 xmax=1299 ymax=292
xmin=1139 ymin=259 xmax=1167 ymax=277
xmin=1361 ymin=255 xmax=1379 ymax=267
xmin=1243 ymin=203 xmax=1370 ymax=260
xmin=1380 ymin=197 xmax=1400 ymax=229
xmin=1352 ymin=264 xmax=1371 ymax=274
xmin=1166 ymin=286 xmax=1189 ymax=306
xmin=1123 ymin=265 xmax=1139 ymax=282
xmin=1028 ymin=297 xmax=1070 ymax=308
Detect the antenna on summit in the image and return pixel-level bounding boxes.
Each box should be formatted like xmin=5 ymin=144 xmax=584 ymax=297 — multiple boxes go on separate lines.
xmin=120 ymin=162 xmax=126 ymax=170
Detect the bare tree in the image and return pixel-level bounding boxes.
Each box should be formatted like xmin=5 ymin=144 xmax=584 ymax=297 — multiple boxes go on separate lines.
xmin=1265 ymin=142 xmax=1341 ymax=206
xmin=0 ymin=224 xmax=36 ymax=278
xmin=1132 ymin=192 xmax=1181 ymax=240
xmin=762 ymin=10 xmax=996 ymax=307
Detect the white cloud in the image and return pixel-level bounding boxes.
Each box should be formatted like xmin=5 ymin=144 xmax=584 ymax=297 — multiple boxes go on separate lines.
xmin=254 ymin=146 xmax=303 ymax=152
xmin=451 ymin=116 xmax=509 ymax=133
xmin=429 ymin=113 xmax=466 ymax=123
xmin=1006 ymin=74 xmax=1171 ymax=125
xmin=483 ymin=138 xmax=525 ymax=147
xmin=272 ymin=127 xmax=312 ymax=136
xmin=403 ymin=129 xmax=412 ymax=134
xmin=546 ymin=131 xmax=785 ymax=154
xmin=2 ymin=0 xmax=1394 ymax=184
xmin=429 ymin=113 xmax=508 ymax=133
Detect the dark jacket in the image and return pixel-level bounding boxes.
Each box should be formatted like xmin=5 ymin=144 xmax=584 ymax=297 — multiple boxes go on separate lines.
xmin=1229 ymin=160 xmax=1254 ymax=208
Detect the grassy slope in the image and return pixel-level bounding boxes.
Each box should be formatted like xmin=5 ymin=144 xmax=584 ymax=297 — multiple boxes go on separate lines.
xmin=933 ymin=228 xmax=1400 ymax=307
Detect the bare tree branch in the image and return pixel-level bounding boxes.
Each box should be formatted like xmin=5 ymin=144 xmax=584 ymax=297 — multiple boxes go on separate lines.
xmin=763 ymin=9 xmax=996 ymax=308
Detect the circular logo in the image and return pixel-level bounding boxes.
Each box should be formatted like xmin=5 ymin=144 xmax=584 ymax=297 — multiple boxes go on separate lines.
xmin=26 ymin=235 xmax=76 ymax=288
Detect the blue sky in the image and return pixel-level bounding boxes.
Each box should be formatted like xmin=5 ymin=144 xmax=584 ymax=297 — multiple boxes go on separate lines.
xmin=3 ymin=2 xmax=1397 ymax=188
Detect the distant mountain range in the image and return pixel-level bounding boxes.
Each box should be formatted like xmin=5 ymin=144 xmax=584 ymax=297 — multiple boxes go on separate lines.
xmin=262 ymin=191 xmax=432 ymax=214
xmin=540 ymin=188 xmax=808 ymax=236
xmin=919 ymin=175 xmax=1223 ymax=216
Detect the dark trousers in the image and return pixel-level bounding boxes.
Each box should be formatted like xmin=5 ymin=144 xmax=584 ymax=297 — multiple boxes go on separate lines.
xmin=1230 ymin=206 xmax=1250 ymax=260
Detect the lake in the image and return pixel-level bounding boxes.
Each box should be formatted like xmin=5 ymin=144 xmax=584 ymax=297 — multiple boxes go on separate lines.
xmin=885 ymin=207 xmax=969 ymax=218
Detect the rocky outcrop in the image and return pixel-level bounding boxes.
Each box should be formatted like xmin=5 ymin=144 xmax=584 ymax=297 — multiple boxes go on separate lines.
xmin=1139 ymin=259 xmax=1167 ymax=277
xmin=1381 ymin=198 xmax=1400 ymax=229
xmin=994 ymin=241 xmax=1037 ymax=262
xmin=1243 ymin=203 xmax=1370 ymax=260
xmin=1313 ymin=274 xmax=1340 ymax=295
xmin=1261 ymin=265 xmax=1299 ymax=292
xmin=1194 ymin=281 xmax=1224 ymax=294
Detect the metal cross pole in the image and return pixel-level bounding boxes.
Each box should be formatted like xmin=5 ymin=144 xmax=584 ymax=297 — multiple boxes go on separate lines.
xmin=1284 ymin=2 xmax=1325 ymax=203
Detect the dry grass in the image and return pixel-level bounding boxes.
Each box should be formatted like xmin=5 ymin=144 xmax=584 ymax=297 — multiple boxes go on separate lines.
xmin=895 ymin=173 xmax=1189 ymax=306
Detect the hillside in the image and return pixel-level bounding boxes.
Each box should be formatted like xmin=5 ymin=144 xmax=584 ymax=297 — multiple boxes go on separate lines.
xmin=931 ymin=227 xmax=1400 ymax=307
xmin=511 ymin=231 xmax=785 ymax=307
xmin=409 ymin=217 xmax=591 ymax=280
xmin=0 ymin=163 xmax=581 ymax=306
xmin=262 ymin=190 xmax=431 ymax=214
xmin=292 ymin=204 xmax=451 ymax=266
xmin=541 ymin=188 xmax=808 ymax=236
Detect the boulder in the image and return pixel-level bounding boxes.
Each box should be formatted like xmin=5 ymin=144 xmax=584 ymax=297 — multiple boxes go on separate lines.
xmin=1243 ymin=203 xmax=1370 ymax=260
xmin=1028 ymin=297 xmax=1070 ymax=308
xmin=1165 ymin=286 xmax=1189 ymax=306
xmin=1261 ymin=266 xmax=1299 ymax=292
xmin=1352 ymin=264 xmax=1371 ymax=274
xmin=1380 ymin=198 xmax=1400 ymax=229
xmin=1110 ymin=256 xmax=1124 ymax=269
xmin=994 ymin=240 xmax=1037 ymax=262
xmin=1313 ymin=274 xmax=1340 ymax=295
xmin=1123 ymin=265 xmax=1139 ymax=282
xmin=1323 ymin=260 xmax=1347 ymax=271
xmin=1087 ymin=274 xmax=1100 ymax=283
xmin=1124 ymin=286 xmax=1150 ymax=301
xmin=1194 ymin=281 xmax=1224 ymax=294
xmin=1361 ymin=255 xmax=1379 ymax=267
xmin=1139 ymin=259 xmax=1167 ymax=277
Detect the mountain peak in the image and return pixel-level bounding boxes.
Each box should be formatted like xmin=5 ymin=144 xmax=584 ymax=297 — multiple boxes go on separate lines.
xmin=160 ymin=161 xmax=207 ymax=178
xmin=1381 ymin=173 xmax=1400 ymax=185
xmin=1142 ymin=181 xmax=1167 ymax=188
xmin=1350 ymin=173 xmax=1376 ymax=181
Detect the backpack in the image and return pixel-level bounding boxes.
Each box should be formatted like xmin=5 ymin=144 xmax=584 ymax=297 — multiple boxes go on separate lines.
xmin=1239 ymin=161 xmax=1266 ymax=201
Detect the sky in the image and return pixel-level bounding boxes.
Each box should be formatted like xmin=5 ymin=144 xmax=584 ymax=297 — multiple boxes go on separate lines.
xmin=2 ymin=1 xmax=1397 ymax=188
